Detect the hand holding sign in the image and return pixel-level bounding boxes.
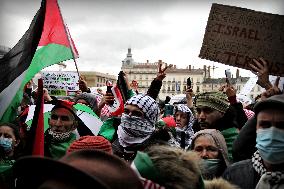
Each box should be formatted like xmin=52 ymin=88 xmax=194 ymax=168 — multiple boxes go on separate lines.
xmin=249 ymin=57 xmax=273 ymax=90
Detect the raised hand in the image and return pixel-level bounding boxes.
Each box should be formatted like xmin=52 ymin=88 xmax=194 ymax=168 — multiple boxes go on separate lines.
xmin=249 ymin=57 xmax=272 ymax=90
xmin=261 ymin=76 xmax=282 ymax=100
xmin=224 ymin=84 xmax=237 ymax=98
xmin=78 ymin=76 xmax=89 ymax=92
xmin=156 ymin=63 xmax=173 ymax=81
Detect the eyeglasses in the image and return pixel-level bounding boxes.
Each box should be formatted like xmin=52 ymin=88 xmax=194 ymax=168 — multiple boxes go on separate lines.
xmin=124 ymin=108 xmax=144 ymax=118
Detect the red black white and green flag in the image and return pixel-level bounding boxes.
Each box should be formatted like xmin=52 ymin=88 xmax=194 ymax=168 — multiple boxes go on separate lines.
xmin=0 ymin=0 xmax=78 ymax=123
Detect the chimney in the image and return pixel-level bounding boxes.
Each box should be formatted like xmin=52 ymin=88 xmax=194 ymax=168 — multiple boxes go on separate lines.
xmin=189 ymin=65 xmax=191 ymax=71
xmin=146 ymin=60 xmax=149 ymax=64
xmin=208 ymin=66 xmax=211 ymax=78
xmin=204 ymin=65 xmax=207 ymax=78
xmin=236 ymin=69 xmax=240 ymax=78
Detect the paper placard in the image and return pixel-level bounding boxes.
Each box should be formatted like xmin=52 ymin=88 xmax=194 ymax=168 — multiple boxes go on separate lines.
xmin=199 ymin=3 xmax=284 ymax=76
xmin=41 ymin=71 xmax=79 ymax=96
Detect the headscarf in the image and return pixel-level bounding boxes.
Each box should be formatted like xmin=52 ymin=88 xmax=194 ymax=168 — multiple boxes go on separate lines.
xmin=191 ymin=129 xmax=230 ymax=167
xmin=172 ymin=104 xmax=195 ymax=149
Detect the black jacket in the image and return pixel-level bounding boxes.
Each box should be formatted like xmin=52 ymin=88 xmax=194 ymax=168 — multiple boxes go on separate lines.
xmin=223 ymin=159 xmax=260 ymax=189
xmin=232 ymin=116 xmax=257 ymax=162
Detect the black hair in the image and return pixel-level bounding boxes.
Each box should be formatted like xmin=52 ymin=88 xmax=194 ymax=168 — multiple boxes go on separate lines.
xmin=0 ymin=123 xmax=20 ymax=140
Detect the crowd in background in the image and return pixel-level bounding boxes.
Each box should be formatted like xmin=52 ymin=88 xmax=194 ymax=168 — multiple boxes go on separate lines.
xmin=0 ymin=58 xmax=283 ymax=189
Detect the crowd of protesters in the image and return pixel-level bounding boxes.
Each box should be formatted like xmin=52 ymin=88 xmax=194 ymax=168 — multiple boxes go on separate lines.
xmin=0 ymin=57 xmax=283 ymax=189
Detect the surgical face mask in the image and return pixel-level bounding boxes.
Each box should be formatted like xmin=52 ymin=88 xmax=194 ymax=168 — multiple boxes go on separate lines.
xmin=48 ymin=129 xmax=72 ymax=143
xmin=200 ymin=159 xmax=221 ymax=179
xmin=0 ymin=137 xmax=13 ymax=152
xmin=256 ymin=127 xmax=284 ymax=164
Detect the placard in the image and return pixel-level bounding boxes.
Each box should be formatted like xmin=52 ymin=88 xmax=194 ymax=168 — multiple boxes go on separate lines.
xmin=199 ymin=3 xmax=284 ymax=76
xmin=41 ymin=71 xmax=79 ymax=96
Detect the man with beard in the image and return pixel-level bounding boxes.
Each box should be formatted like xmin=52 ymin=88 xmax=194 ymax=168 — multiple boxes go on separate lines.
xmin=44 ymin=100 xmax=79 ymax=159
xmin=193 ymin=91 xmax=239 ymax=161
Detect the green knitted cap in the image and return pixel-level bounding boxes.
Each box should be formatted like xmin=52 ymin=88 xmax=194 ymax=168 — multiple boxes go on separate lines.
xmin=194 ymin=92 xmax=229 ymax=113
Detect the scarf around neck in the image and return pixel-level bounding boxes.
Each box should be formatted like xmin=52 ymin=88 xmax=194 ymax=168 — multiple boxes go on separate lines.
xmin=252 ymin=151 xmax=284 ymax=189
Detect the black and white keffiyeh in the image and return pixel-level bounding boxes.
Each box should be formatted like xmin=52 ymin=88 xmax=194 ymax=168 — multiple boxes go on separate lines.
xmin=172 ymin=104 xmax=195 ymax=149
xmin=117 ymin=114 xmax=155 ymax=147
xmin=48 ymin=129 xmax=73 ymax=143
xmin=252 ymin=151 xmax=284 ymax=189
xmin=126 ymin=94 xmax=159 ymax=125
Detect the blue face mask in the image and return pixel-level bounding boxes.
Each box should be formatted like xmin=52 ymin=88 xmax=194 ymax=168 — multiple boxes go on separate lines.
xmin=201 ymin=159 xmax=221 ymax=179
xmin=0 ymin=137 xmax=13 ymax=152
xmin=256 ymin=127 xmax=284 ymax=164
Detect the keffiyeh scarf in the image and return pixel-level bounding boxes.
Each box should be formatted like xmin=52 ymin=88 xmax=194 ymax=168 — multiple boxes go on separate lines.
xmin=173 ymin=104 xmax=195 ymax=149
xmin=252 ymin=151 xmax=284 ymax=189
xmin=117 ymin=114 xmax=155 ymax=148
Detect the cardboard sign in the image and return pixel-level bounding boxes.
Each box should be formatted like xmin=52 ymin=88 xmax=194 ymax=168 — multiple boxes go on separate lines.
xmin=199 ymin=3 xmax=284 ymax=76
xmin=41 ymin=71 xmax=79 ymax=96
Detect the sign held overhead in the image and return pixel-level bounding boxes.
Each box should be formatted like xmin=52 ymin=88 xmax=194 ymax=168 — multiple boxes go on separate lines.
xmin=199 ymin=3 xmax=284 ymax=76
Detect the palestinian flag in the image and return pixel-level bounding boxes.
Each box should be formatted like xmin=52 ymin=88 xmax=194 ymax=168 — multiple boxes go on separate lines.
xmin=0 ymin=0 xmax=78 ymax=123
xmin=25 ymin=78 xmax=45 ymax=156
xmin=25 ymin=103 xmax=103 ymax=136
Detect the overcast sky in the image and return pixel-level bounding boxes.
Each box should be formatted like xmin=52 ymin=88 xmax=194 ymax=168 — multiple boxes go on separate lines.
xmin=1 ymin=0 xmax=283 ymax=77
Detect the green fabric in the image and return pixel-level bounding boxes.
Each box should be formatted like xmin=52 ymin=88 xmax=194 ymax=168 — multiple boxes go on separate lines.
xmin=0 ymin=160 xmax=15 ymax=187
xmin=49 ymin=133 xmax=76 ymax=159
xmin=127 ymin=89 xmax=136 ymax=99
xmin=155 ymin=120 xmax=166 ymax=129
xmin=74 ymin=103 xmax=100 ymax=118
xmin=98 ymin=118 xmax=116 ymax=141
xmin=221 ymin=127 xmax=238 ymax=161
xmin=134 ymin=151 xmax=159 ymax=182
xmin=1 ymin=44 xmax=72 ymax=123
xmin=27 ymin=111 xmax=50 ymax=132
xmin=0 ymin=160 xmax=14 ymax=174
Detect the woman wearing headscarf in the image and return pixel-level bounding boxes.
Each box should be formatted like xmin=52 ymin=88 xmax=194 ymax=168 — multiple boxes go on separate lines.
xmin=191 ymin=129 xmax=230 ymax=180
xmin=169 ymin=104 xmax=195 ymax=150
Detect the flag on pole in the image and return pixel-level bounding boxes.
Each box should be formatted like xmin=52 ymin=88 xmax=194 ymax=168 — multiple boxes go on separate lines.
xmin=0 ymin=0 xmax=78 ymax=123
xmin=30 ymin=78 xmax=45 ymax=156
